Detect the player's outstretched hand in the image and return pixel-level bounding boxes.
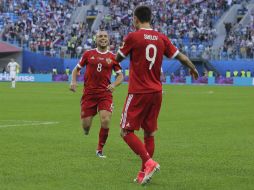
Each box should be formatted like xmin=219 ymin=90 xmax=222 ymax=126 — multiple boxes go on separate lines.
xmin=190 ymin=68 xmax=199 ymax=80
xmin=107 ymin=84 xmax=115 ymax=92
xmin=70 ymin=82 xmax=77 ymax=92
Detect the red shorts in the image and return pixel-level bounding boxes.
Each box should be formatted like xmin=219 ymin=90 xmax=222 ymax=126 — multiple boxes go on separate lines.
xmin=80 ymin=92 xmax=113 ymax=118
xmin=120 ymin=92 xmax=162 ymax=133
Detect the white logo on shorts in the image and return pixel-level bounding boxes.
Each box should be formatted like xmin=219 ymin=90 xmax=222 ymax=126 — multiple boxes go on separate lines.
xmin=110 ymin=103 xmax=114 ymax=112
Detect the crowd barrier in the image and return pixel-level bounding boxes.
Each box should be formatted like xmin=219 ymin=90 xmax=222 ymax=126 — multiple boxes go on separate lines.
xmin=165 ymin=76 xmax=254 ymax=86
xmin=0 ymin=73 xmax=253 ymax=86
xmin=22 ymin=51 xmax=254 ymax=78
xmin=0 ymin=73 xmax=51 ymax=82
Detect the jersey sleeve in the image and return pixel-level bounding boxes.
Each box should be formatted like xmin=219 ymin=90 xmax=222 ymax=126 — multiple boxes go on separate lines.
xmin=118 ymin=33 xmax=134 ymax=58
xmin=77 ymin=51 xmax=89 ymax=68
xmin=162 ymin=35 xmax=179 ymax=59
xmin=113 ymin=61 xmax=122 ymax=74
xmin=110 ymin=54 xmax=122 ymax=73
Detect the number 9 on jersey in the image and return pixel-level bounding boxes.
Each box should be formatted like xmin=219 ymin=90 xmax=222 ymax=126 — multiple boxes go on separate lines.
xmin=146 ymin=44 xmax=157 ymax=70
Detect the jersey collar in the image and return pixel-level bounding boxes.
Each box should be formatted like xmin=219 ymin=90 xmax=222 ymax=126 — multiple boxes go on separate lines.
xmin=96 ymin=48 xmax=109 ymax=54
xmin=140 ymin=28 xmax=153 ymax=30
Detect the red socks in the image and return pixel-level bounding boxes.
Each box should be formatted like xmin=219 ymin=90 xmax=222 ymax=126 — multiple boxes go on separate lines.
xmin=97 ymin=127 xmax=109 ymax=151
xmin=141 ymin=136 xmax=155 ymax=171
xmin=145 ymin=136 xmax=155 ymax=157
xmin=123 ymin=132 xmax=150 ymax=163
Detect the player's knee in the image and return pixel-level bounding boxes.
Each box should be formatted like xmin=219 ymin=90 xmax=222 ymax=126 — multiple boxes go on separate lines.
xmin=82 ymin=121 xmax=91 ymax=131
xmin=101 ymin=116 xmax=111 ymax=128
xmin=144 ymin=131 xmax=156 ymax=137
xmin=120 ymin=129 xmax=132 ymax=138
xmin=82 ymin=123 xmax=91 ymax=135
xmin=82 ymin=124 xmax=90 ymax=130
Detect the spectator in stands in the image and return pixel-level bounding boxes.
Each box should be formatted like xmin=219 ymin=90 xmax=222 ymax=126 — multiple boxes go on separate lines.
xmin=100 ymin=0 xmax=226 ymax=56
xmin=1 ymin=0 xmax=253 ymax=60
xmin=222 ymin=23 xmax=254 ymax=59
xmin=1 ymin=0 xmax=76 ymax=56
xmin=224 ymin=22 xmax=232 ymax=36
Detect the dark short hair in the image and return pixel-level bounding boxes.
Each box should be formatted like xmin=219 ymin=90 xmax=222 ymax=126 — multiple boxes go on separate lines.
xmin=134 ymin=5 xmax=152 ymax=23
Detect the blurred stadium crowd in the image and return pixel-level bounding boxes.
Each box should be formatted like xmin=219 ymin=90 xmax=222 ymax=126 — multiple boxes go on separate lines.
xmin=0 ymin=0 xmax=253 ymax=60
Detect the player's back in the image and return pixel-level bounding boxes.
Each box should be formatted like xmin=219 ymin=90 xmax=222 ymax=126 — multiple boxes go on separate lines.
xmin=121 ymin=29 xmax=178 ymax=94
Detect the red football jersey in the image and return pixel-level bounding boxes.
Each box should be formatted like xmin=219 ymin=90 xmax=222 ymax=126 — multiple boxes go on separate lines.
xmin=77 ymin=48 xmax=122 ymax=94
xmin=118 ymin=28 xmax=179 ymax=93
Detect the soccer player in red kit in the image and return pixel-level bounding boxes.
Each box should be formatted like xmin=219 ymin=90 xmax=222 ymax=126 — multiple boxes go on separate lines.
xmin=70 ymin=30 xmax=124 ymax=158
xmin=116 ymin=5 xmax=199 ymax=185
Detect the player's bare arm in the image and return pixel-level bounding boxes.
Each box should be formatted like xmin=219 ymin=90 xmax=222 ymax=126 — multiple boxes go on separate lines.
xmin=70 ymin=66 xmax=80 ymax=92
xmin=107 ymin=72 xmax=124 ymax=92
xmin=175 ymin=52 xmax=199 ymax=79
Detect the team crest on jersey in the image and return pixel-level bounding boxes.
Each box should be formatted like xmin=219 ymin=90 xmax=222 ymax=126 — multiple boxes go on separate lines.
xmin=91 ymin=56 xmax=95 ymax=59
xmin=106 ymin=58 xmax=112 ymax=64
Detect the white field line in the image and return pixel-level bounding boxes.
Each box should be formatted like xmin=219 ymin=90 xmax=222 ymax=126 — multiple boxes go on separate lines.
xmin=0 ymin=121 xmax=59 ymax=128
xmin=0 ymin=120 xmax=53 ymax=123
xmin=170 ymin=91 xmax=215 ymax=95
xmin=184 ymin=90 xmax=215 ymax=94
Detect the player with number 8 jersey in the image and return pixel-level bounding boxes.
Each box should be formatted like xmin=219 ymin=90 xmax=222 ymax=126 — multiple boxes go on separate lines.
xmin=78 ymin=48 xmax=121 ymax=95
xmin=70 ymin=30 xmax=123 ymax=158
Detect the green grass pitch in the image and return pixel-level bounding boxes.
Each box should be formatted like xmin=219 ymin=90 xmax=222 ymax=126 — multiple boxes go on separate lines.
xmin=0 ymin=82 xmax=254 ymax=190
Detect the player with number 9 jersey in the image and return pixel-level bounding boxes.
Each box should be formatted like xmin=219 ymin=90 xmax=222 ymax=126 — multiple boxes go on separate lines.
xmin=115 ymin=5 xmax=198 ymax=185
xmin=117 ymin=28 xmax=179 ymax=137
xmin=118 ymin=29 xmax=179 ymax=94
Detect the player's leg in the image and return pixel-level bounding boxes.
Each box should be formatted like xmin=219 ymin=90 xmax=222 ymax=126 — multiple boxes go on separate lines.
xmin=96 ymin=94 xmax=113 ymax=158
xmin=11 ymin=78 xmax=15 ymax=88
xmin=96 ymin=110 xmax=112 ymax=158
xmin=81 ymin=116 xmax=93 ymax=135
xmin=139 ymin=131 xmax=156 ymax=171
xmin=120 ymin=128 xmax=150 ymax=165
xmin=121 ymin=128 xmax=159 ymax=185
xmin=99 ymin=110 xmax=112 ymax=129
xmin=133 ymin=130 xmax=156 ymax=184
xmin=120 ymin=94 xmax=148 ymax=159
xmin=137 ymin=130 xmax=159 ymax=185
xmin=80 ymin=94 xmax=97 ymax=135
xmin=144 ymin=131 xmax=156 ymax=158
xmin=10 ymin=72 xmax=16 ymax=88
xmin=120 ymin=94 xmax=154 ymax=184
xmin=139 ymin=92 xmax=162 ymax=184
